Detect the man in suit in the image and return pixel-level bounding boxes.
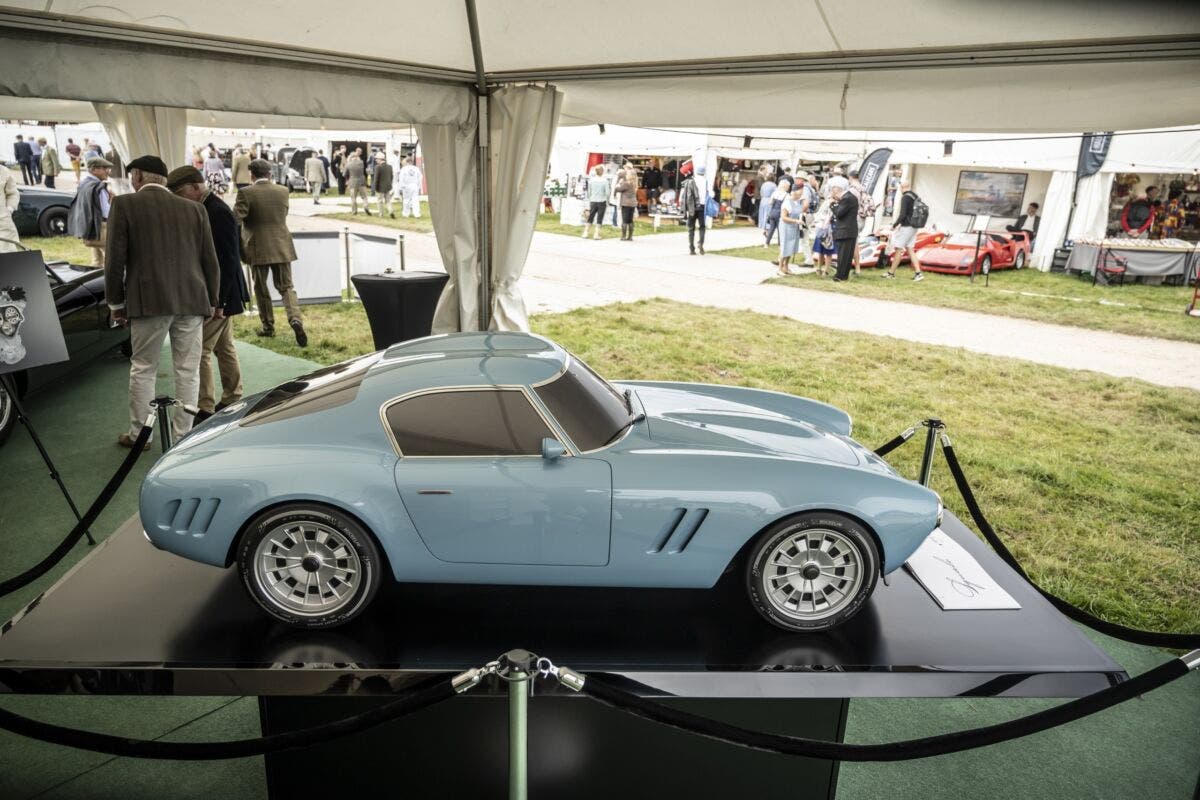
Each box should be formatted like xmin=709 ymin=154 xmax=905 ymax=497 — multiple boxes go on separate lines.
xmin=105 ymin=155 xmax=220 ymax=448
xmin=13 ymin=135 xmax=33 ymax=185
xmin=167 ymin=166 xmax=251 ymax=423
xmin=1005 ymin=202 xmax=1040 ymax=243
xmin=830 ymin=183 xmax=859 ymax=282
xmin=372 ymin=152 xmax=394 ymax=218
xmin=38 ymin=137 xmax=60 ymax=189
xmin=344 ymin=148 xmax=369 ymax=215
xmin=236 ymin=159 xmax=306 ymax=346
xmin=304 ymin=150 xmax=326 ymax=204
xmin=230 ymin=146 xmax=252 ymax=191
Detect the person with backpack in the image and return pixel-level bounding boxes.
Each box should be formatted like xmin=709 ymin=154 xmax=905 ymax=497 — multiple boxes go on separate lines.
xmin=69 ymin=156 xmax=113 ymax=267
xmin=883 ymin=181 xmax=926 ymax=281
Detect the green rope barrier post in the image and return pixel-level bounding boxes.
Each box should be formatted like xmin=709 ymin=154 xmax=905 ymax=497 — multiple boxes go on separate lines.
xmin=918 ymin=418 xmax=944 ymax=486
xmin=500 ymin=649 xmax=535 ymax=800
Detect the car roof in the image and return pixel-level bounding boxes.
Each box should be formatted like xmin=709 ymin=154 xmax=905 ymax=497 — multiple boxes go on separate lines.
xmin=365 ymin=331 xmax=569 ymax=391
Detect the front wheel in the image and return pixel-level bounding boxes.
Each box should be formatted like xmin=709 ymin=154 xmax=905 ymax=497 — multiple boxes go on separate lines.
xmin=745 ymin=512 xmax=879 ymax=633
xmin=1014 ymin=250 xmax=1026 ymax=270
xmin=237 ymin=505 xmax=383 ymax=628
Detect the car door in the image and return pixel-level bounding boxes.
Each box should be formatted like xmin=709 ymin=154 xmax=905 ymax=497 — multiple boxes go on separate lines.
xmin=388 ymin=387 xmax=612 ymax=566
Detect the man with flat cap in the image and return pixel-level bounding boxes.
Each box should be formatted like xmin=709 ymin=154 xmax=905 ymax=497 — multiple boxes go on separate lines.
xmin=168 ymin=165 xmax=251 ymax=422
xmin=72 ymin=155 xmax=113 ymax=267
xmin=235 ymin=158 xmax=306 ymax=346
xmin=105 ymin=155 xmax=220 ymax=449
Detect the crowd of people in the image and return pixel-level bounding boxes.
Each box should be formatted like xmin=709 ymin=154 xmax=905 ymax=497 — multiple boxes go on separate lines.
xmin=9 ymin=133 xmax=107 ymax=188
xmin=751 ymin=164 xmax=927 ymax=282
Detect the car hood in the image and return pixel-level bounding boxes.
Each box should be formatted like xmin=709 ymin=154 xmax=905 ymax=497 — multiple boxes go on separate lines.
xmin=631 ymin=385 xmax=862 ymax=466
xmin=919 ymin=245 xmax=974 ymax=263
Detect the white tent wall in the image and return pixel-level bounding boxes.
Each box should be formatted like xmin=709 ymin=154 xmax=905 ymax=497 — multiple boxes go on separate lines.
xmin=1033 ymin=171 xmax=1076 ymax=269
xmin=1067 ymin=172 xmax=1115 ymax=243
xmin=93 ymin=103 xmax=186 ymax=168
xmin=419 ymin=118 xmax=481 ymax=333
xmin=908 ymin=164 xmax=1053 ymax=236
xmin=487 ymin=85 xmax=563 ymax=331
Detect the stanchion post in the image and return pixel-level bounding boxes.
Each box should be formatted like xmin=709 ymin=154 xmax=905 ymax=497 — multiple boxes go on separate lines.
xmin=499 ymin=649 xmax=534 ymax=800
xmin=152 ymin=396 xmax=174 ymax=453
xmin=396 ymin=233 xmax=406 ymax=271
xmin=918 ymin=418 xmax=944 ymax=487
xmin=342 ymin=226 xmax=353 ymax=300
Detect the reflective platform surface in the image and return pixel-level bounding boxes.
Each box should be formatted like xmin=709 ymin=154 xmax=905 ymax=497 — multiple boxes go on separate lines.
xmin=0 ymin=512 xmax=1125 ymax=698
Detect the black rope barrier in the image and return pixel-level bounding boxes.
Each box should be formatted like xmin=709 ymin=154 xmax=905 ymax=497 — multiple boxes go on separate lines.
xmin=582 ymin=654 xmax=1197 ymax=762
xmin=0 ymin=677 xmax=456 ymax=760
xmin=939 ymin=438 xmax=1200 ymax=650
xmin=0 ymin=422 xmax=154 ymax=598
xmin=873 ymin=426 xmax=916 ymax=458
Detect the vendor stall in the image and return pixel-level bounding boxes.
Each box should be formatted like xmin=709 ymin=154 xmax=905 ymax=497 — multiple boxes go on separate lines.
xmin=1066 ymin=237 xmax=1200 ymax=283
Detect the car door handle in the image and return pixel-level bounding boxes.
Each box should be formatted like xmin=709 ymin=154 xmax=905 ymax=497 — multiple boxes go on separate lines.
xmin=417 ymin=489 xmax=453 ymax=495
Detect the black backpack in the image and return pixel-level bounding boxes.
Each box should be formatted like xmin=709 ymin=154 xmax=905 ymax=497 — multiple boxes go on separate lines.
xmin=908 ymin=193 xmax=930 ymax=228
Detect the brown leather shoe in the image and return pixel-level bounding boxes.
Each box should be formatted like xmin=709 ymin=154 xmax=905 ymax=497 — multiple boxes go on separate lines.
xmin=117 ymin=433 xmax=151 ymax=451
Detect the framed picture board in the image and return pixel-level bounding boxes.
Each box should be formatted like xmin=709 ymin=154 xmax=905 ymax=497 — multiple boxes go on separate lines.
xmin=953 ymin=170 xmax=1028 ymax=218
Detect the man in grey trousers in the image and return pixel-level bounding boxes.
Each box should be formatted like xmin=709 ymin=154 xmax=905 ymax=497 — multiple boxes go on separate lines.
xmin=105 ymin=155 xmax=220 ymax=448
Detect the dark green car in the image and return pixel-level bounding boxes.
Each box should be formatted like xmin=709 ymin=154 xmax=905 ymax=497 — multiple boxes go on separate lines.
xmin=14 ymin=185 xmax=74 ymax=237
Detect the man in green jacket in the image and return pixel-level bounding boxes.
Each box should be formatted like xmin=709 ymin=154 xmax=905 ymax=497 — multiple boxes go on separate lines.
xmin=37 ymin=138 xmax=60 ymax=189
xmin=235 ymin=159 xmax=307 ymax=346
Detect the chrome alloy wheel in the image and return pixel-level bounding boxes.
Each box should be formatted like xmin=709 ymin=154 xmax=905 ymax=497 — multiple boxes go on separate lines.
xmin=761 ymin=528 xmax=865 ymax=622
xmin=252 ymin=520 xmax=364 ymax=617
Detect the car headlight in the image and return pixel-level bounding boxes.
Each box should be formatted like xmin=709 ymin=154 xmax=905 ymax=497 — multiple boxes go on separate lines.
xmin=959 ymin=254 xmax=973 ymax=266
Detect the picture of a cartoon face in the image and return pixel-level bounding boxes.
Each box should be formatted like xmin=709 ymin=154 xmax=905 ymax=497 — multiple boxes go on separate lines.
xmin=0 ymin=304 xmax=22 ymax=338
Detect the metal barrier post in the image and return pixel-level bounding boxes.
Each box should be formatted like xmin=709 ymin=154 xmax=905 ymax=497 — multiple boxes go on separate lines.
xmin=918 ymin=418 xmax=944 ymax=487
xmin=342 ymin=226 xmax=353 ymax=300
xmin=498 ymin=649 xmax=534 ymax=800
xmin=396 ymin=233 xmax=406 ymax=271
xmin=152 ymin=396 xmax=174 ymax=453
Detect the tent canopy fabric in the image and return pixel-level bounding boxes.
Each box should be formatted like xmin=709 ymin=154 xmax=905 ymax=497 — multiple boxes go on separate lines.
xmin=2 ymin=1 xmax=1199 ymax=132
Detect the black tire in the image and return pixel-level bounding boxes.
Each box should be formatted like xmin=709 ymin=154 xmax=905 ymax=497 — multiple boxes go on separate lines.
xmin=237 ymin=504 xmax=383 ymax=629
xmin=1014 ymin=250 xmax=1026 ymax=270
xmin=38 ymin=206 xmax=69 ymax=237
xmin=745 ymin=512 xmax=879 ymax=633
xmin=980 ymin=255 xmax=992 ymax=275
xmin=0 ymin=382 xmax=15 ymax=447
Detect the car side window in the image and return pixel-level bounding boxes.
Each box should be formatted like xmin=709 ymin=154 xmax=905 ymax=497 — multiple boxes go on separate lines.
xmin=385 ymin=389 xmax=553 ymax=456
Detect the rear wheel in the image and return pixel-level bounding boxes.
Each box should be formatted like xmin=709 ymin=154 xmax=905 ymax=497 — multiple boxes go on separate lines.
xmin=745 ymin=512 xmax=879 ymax=632
xmin=0 ymin=382 xmax=14 ymax=446
xmin=1014 ymin=250 xmax=1026 ymax=270
xmin=38 ymin=206 xmax=69 ymax=237
xmin=238 ymin=504 xmax=382 ymax=629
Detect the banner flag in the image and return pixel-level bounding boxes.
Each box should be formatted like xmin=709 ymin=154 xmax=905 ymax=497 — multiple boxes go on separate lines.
xmin=858 ymin=148 xmax=892 ymax=195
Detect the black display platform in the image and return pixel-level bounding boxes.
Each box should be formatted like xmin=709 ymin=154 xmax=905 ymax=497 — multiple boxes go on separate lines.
xmin=0 ymin=512 xmax=1123 ymax=698
xmin=0 ymin=513 xmax=1126 ymax=799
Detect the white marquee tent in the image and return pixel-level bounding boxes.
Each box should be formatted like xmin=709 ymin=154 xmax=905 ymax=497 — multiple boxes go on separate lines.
xmin=2 ymin=1 xmax=1199 ymax=328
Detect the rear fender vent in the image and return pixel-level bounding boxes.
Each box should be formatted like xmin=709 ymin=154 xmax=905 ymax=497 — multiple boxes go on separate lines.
xmin=648 ymin=508 xmax=709 ymax=554
xmin=158 ymin=497 xmax=221 ymax=537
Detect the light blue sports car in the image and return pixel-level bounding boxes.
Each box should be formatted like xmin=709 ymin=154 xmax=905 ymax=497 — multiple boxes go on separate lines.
xmin=141 ymin=332 xmax=942 ymax=632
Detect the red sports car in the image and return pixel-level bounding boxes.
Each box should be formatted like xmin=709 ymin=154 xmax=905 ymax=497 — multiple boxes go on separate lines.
xmin=915 ymin=230 xmax=1031 ymax=275
xmin=853 ymin=230 xmax=947 ymax=268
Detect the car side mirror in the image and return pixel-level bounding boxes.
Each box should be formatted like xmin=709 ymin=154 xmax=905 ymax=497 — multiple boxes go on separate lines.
xmin=541 ymin=438 xmax=567 ymax=461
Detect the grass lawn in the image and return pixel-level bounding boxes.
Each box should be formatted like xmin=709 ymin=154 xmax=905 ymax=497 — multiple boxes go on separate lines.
xmin=232 ymin=297 xmax=1197 ymax=635
xmin=20 ymin=235 xmax=93 ymax=264
xmin=315 ymin=200 xmax=434 ymax=233
xmin=717 ymin=242 xmax=1200 ymax=344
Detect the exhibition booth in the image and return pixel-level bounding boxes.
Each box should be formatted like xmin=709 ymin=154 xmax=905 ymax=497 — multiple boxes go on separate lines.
xmin=1 ymin=2 xmax=1200 ymax=798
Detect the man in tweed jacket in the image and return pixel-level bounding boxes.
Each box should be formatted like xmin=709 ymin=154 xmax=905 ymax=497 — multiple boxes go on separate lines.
xmin=235 ymin=159 xmax=307 ymax=346
xmin=105 ymin=155 xmax=220 ymax=448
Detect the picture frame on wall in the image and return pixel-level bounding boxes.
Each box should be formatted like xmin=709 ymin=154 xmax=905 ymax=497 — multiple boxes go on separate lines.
xmin=953 ymin=170 xmax=1028 ymax=218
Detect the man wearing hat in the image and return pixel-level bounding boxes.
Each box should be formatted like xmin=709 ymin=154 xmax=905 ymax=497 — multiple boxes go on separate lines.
xmin=372 ymin=152 xmax=395 ymax=218
xmin=168 ymin=165 xmax=251 ymax=422
xmin=74 ymin=156 xmax=113 ymax=267
xmin=235 ymin=159 xmax=306 ymax=345
xmin=105 ymin=155 xmax=220 ymax=448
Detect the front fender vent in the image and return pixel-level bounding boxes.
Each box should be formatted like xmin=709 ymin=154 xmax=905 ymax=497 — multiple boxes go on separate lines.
xmin=648 ymin=508 xmax=709 ymax=554
xmin=158 ymin=497 xmax=221 ymax=537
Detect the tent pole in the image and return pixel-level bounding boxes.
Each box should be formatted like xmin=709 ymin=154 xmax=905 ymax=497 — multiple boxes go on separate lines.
xmin=464 ymin=0 xmax=491 ymax=331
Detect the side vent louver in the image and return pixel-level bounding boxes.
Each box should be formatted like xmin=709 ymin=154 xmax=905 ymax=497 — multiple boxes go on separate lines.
xmin=648 ymin=508 xmax=709 ymax=554
xmin=160 ymin=497 xmax=221 ymax=537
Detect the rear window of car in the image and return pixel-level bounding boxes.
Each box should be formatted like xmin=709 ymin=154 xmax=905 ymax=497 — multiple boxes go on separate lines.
xmin=384 ymin=389 xmax=552 ymax=456
xmin=241 ymin=352 xmax=380 ymax=427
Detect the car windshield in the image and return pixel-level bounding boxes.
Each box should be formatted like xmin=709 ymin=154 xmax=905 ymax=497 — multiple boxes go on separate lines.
xmin=943 ymin=233 xmax=986 ymax=246
xmin=534 ymin=356 xmax=634 ymax=451
xmin=241 ymin=352 xmax=380 ymax=426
